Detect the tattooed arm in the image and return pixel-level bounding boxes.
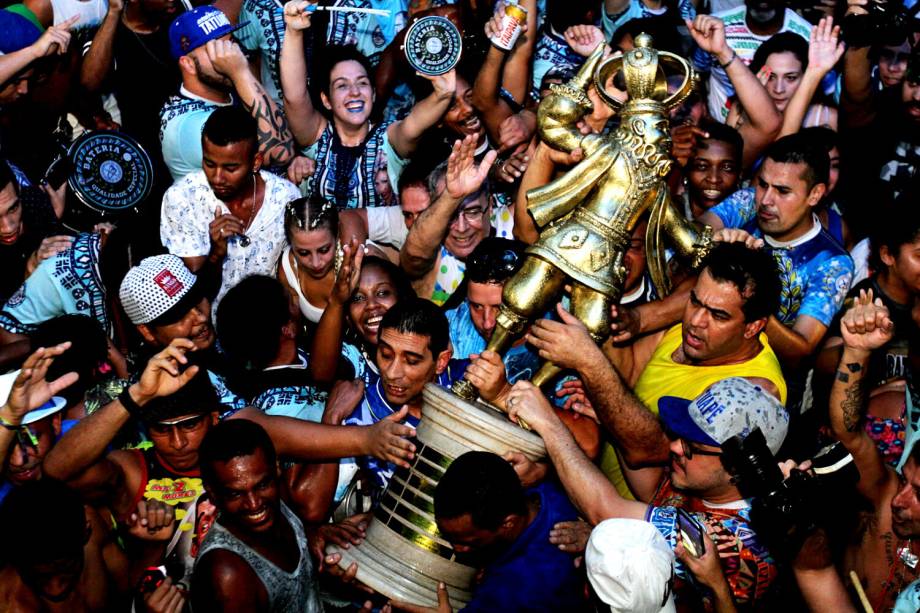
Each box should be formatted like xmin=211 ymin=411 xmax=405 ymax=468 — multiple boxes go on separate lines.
xmin=207 ymin=39 xmax=296 ymax=168
xmin=829 ymin=290 xmax=894 ymax=506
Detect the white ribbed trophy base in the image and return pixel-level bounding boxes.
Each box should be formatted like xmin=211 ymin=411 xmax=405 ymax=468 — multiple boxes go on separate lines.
xmin=328 ymin=383 xmax=546 ymax=607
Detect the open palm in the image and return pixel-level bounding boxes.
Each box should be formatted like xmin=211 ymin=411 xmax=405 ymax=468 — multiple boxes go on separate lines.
xmin=807 ymin=17 xmax=844 ymax=75
xmin=4 ymin=343 xmax=78 ymax=422
xmin=445 ymin=135 xmax=497 ymax=200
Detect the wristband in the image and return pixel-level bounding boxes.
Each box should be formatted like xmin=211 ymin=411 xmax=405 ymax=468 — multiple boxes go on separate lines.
xmin=0 ymin=413 xmax=21 ymax=431
xmin=119 ymin=388 xmax=143 ymax=418
xmin=719 ymin=50 xmax=737 ymax=69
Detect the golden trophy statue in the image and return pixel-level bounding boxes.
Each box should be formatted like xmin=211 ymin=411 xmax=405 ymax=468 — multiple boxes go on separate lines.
xmin=458 ymin=33 xmax=713 ymax=395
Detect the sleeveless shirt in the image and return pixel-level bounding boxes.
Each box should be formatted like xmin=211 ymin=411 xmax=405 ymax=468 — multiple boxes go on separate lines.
xmin=601 ymin=324 xmax=788 ymax=499
xmin=196 ymin=502 xmax=322 ymax=612
xmin=280 ymin=245 xmax=326 ymax=323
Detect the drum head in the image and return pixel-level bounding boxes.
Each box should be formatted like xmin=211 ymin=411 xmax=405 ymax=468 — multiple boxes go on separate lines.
xmin=403 ymin=16 xmax=462 ymax=77
xmin=67 ymin=130 xmax=154 ymax=216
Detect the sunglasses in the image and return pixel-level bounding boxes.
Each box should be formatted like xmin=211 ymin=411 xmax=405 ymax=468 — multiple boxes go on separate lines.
xmin=147 ymin=414 xmax=208 ymax=436
xmin=663 ymin=425 xmax=722 ymax=460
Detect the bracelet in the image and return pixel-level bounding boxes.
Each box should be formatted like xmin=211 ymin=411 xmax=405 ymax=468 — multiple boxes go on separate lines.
xmin=0 ymin=413 xmax=21 ymax=431
xmin=719 ymin=50 xmax=737 ymax=69
xmin=119 ymin=388 xmax=143 ymax=418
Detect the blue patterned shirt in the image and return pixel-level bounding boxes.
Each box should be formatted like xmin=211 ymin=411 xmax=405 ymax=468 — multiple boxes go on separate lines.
xmin=532 ymin=28 xmax=585 ymax=99
xmin=711 ymin=187 xmax=854 ymax=327
xmin=237 ymin=0 xmax=287 ymax=106
xmin=0 ymin=233 xmax=108 ymax=335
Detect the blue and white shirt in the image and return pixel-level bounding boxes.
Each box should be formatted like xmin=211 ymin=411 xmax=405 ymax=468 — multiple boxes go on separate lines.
xmin=325 ymin=0 xmax=408 ymax=66
xmin=342 ymin=359 xmax=469 ymax=491
xmin=159 ymin=86 xmax=231 ymax=181
xmin=237 ymin=0 xmax=287 ymax=107
xmin=0 ymin=233 xmax=108 ymax=335
xmin=710 ymin=187 xmax=854 ymax=326
xmin=532 ymin=28 xmax=585 ymax=99
xmin=601 ymin=0 xmax=696 ymax=40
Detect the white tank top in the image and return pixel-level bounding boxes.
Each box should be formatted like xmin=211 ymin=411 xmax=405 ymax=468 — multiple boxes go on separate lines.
xmin=280 ymin=246 xmax=326 ymax=324
xmin=51 ymin=0 xmax=107 ymax=28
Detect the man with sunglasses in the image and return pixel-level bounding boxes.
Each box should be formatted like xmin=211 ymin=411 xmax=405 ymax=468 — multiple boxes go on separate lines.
xmin=506 ymin=376 xmax=789 ymax=610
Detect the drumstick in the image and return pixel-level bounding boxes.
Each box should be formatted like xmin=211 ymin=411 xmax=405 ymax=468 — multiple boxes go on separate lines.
xmin=305 ymin=5 xmax=391 ymax=16
xmin=848 ymin=571 xmax=873 ymax=613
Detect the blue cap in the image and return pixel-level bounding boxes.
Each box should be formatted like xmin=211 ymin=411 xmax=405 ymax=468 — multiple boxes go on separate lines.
xmin=0 ymin=9 xmax=41 ymax=55
xmin=168 ymin=6 xmax=247 ymax=60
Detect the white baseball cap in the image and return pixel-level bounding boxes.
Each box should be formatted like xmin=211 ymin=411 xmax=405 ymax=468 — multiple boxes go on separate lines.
xmin=119 ymin=255 xmax=200 ymax=325
xmin=0 ymin=370 xmax=65 ymax=425
xmin=586 ymin=518 xmax=676 ymax=613
xmin=659 ymin=377 xmax=789 ymax=454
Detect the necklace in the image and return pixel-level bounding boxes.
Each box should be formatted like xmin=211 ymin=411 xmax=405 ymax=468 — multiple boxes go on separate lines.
xmin=238 ymin=175 xmax=257 ymax=247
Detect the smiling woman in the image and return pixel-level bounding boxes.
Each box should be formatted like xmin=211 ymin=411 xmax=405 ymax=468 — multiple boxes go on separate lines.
xmin=280 ymin=0 xmax=457 ymax=209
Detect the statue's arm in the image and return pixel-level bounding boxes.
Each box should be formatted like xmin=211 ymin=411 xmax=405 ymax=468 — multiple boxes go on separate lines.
xmin=536 ymin=45 xmax=606 ymax=153
xmin=661 ymin=196 xmax=713 ymax=269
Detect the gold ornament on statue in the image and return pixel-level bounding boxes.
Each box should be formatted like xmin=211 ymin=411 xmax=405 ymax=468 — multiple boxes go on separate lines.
xmin=455 ymin=33 xmax=713 ymax=397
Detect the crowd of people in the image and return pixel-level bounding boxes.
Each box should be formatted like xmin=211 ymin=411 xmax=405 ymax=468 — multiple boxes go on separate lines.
xmin=0 ymin=0 xmax=919 ymax=608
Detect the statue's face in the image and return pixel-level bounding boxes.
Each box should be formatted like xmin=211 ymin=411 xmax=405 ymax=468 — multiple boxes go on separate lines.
xmin=631 ymin=115 xmax=671 ymax=150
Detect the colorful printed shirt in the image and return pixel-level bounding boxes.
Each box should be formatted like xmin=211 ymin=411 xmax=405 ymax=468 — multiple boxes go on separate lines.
xmin=236 ymin=0 xmax=287 ymax=106
xmin=325 ymin=0 xmax=408 ymax=66
xmin=0 ymin=233 xmax=108 ymax=335
xmin=303 ymin=120 xmax=406 ymax=209
xmin=159 ymin=86 xmax=231 ymax=181
xmin=342 ymin=359 xmax=469 ymax=491
xmin=692 ymin=7 xmax=811 ymax=121
xmin=648 ymin=479 xmax=778 ymax=609
xmin=710 ymin=187 xmax=854 ymax=327
xmin=160 ymin=170 xmax=300 ymax=316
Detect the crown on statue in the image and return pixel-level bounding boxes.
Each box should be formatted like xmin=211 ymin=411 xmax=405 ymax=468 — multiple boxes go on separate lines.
xmin=594 ymin=33 xmax=697 ymax=115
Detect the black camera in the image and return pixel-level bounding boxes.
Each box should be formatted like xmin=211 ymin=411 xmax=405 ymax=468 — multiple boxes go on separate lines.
xmin=721 ymin=428 xmax=859 ymax=558
xmin=842 ymin=0 xmax=915 ymax=48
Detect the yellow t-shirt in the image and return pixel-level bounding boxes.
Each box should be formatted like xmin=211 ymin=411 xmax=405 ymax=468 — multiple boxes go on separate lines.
xmin=601 ymin=324 xmax=788 ymax=499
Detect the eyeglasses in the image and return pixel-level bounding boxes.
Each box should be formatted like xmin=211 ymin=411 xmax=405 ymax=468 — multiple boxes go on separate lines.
xmin=147 ymin=414 xmax=207 ymax=436
xmin=449 ymin=198 xmax=488 ymax=226
xmin=663 ymin=426 xmax=722 ymax=460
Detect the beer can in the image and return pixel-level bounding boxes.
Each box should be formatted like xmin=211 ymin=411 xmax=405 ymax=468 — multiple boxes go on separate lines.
xmin=490 ymin=2 xmax=527 ymax=51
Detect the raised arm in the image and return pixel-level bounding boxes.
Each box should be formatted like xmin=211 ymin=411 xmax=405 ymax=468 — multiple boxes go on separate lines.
xmin=779 ymin=17 xmax=844 ymax=137
xmin=388 ymin=70 xmax=455 ymax=158
xmin=81 ymin=0 xmax=121 ymax=92
xmin=537 ymin=43 xmax=605 ymax=153
xmin=44 ymin=339 xmax=200 ymax=490
xmin=0 ymin=343 xmax=78 ymax=472
xmin=686 ymin=16 xmax=782 ymax=168
xmin=280 ymin=0 xmax=327 ymax=147
xmin=2 ymin=17 xmax=76 ymax=86
xmin=399 ymin=136 xmax=496 ymax=278
xmin=506 ymin=380 xmax=648 ymax=524
xmin=525 ymin=304 xmax=671 ymax=467
xmin=828 ymin=291 xmax=894 ymax=506
xmin=206 ymin=39 xmax=294 ymax=168
xmin=840 ymin=0 xmax=875 ymax=127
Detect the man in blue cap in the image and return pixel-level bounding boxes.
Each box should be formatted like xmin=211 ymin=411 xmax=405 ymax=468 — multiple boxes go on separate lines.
xmin=160 ymin=5 xmax=294 ymax=180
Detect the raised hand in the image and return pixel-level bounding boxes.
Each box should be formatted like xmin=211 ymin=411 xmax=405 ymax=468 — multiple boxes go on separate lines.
xmin=840 ymin=289 xmax=894 ymax=352
xmin=418 ymin=68 xmax=456 ymax=101
xmin=564 ymin=25 xmax=605 ymax=58
xmin=686 ymin=16 xmax=729 ymax=61
xmin=283 ymin=0 xmax=315 ymax=30
xmin=131 ymin=338 xmax=199 ymax=405
xmin=205 ymin=39 xmax=250 ymax=81
xmin=330 ymin=238 xmax=366 ymax=306
xmin=445 ymin=135 xmax=498 ymax=200
xmin=0 ymin=342 xmax=78 ymax=427
xmin=495 ymin=148 xmax=530 ymax=183
xmin=30 ymin=16 xmax=77 ymax=57
xmin=498 ymin=113 xmax=534 ymax=153
xmin=807 ymin=17 xmax=845 ymax=76
xmin=671 ymin=124 xmax=708 ymax=167
xmin=713 ymin=227 xmax=764 ymax=249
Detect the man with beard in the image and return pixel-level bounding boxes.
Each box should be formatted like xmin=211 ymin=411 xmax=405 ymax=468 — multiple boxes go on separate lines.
xmin=700 ymin=134 xmax=853 ymax=409
xmin=160 ymin=5 xmax=293 ymax=181
xmin=160 ymin=106 xmax=300 ymax=315
xmin=692 ymin=0 xmax=811 ymax=121
xmin=828 ymin=293 xmax=920 ymax=611
xmin=387 ymin=451 xmax=586 ymax=613
xmin=191 ymin=419 xmax=322 ymax=612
